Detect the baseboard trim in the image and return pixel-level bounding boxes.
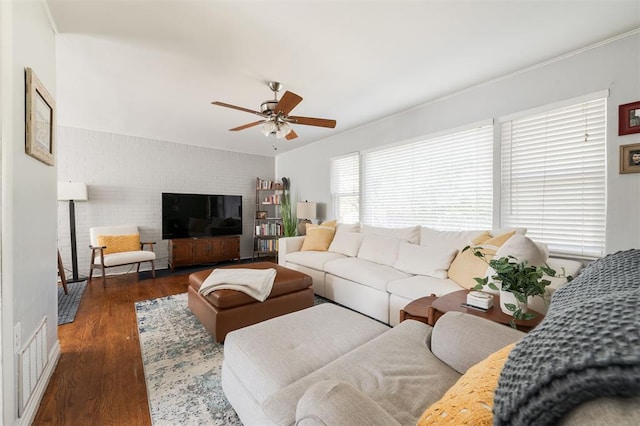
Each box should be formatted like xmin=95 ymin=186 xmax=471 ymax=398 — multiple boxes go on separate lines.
xmin=17 ymin=339 xmax=61 ymax=425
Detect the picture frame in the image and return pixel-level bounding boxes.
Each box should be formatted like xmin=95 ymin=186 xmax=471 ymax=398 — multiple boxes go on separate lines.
xmin=256 ymin=211 xmax=267 ymax=219
xmin=25 ymin=67 xmax=55 ymax=166
xmin=619 ymin=143 xmax=640 ymax=174
xmin=618 ymin=101 xmax=640 ymax=136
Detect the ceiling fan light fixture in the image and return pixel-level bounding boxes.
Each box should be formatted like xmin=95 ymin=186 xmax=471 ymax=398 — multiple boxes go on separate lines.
xmin=261 ymin=120 xmax=276 ymax=136
xmin=275 ymin=121 xmax=292 ymax=139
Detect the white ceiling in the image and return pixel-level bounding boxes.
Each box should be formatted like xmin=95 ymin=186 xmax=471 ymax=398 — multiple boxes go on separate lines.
xmin=47 ymin=0 xmax=640 ymax=157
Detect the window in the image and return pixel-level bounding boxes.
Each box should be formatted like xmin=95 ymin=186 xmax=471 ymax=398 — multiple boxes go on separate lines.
xmin=500 ymin=95 xmax=606 ymax=258
xmin=330 ymin=153 xmax=360 ymax=223
xmin=362 ymin=124 xmax=493 ymax=230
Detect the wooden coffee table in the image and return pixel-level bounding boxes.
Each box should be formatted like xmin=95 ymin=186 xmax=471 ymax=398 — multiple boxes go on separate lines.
xmin=399 ymin=294 xmax=437 ymax=325
xmin=430 ymin=290 xmax=544 ymax=332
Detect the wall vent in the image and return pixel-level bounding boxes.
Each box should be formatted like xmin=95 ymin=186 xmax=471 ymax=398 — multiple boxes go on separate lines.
xmin=18 ymin=318 xmax=48 ymax=417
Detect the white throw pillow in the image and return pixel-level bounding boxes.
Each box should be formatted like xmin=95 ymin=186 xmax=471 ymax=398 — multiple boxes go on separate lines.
xmin=328 ymin=231 xmax=363 ymax=257
xmin=492 ymin=234 xmax=547 ymax=267
xmin=419 ymin=227 xmax=487 ymax=249
xmin=361 ymin=224 xmax=420 ymax=244
xmin=357 ymin=234 xmax=403 ymax=266
xmin=336 ymin=222 xmax=361 ymax=234
xmin=393 ymin=242 xmax=458 ymax=279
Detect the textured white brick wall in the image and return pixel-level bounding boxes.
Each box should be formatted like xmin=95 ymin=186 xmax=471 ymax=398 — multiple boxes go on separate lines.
xmin=57 ymin=126 xmax=275 ymax=277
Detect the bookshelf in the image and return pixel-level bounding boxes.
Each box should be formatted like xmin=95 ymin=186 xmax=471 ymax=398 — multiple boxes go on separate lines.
xmin=254 ymin=178 xmax=283 ymax=259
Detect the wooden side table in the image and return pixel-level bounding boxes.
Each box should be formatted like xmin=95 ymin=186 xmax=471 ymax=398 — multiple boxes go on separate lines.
xmin=431 ymin=290 xmax=544 ymax=332
xmin=400 ymin=294 xmax=437 ymax=325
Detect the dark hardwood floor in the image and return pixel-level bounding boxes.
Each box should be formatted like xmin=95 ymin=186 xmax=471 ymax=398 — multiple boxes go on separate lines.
xmin=34 ymin=271 xmax=190 ymax=425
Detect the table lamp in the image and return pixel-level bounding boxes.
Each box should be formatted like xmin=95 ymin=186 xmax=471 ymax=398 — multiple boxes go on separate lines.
xmin=296 ymin=201 xmax=317 ymax=236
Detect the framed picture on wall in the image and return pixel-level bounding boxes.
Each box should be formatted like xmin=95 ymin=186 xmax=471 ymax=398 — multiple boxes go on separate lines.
xmin=618 ymin=101 xmax=640 ymax=136
xmin=25 ymin=67 xmax=55 ymax=166
xmin=620 ymin=143 xmax=640 ymax=174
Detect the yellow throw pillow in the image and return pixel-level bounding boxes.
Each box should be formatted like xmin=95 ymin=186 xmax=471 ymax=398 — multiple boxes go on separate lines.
xmin=417 ymin=343 xmax=516 ymax=426
xmin=301 ymin=222 xmax=337 ymax=251
xmin=448 ymin=231 xmax=515 ymax=289
xmin=97 ymin=234 xmax=141 ymax=255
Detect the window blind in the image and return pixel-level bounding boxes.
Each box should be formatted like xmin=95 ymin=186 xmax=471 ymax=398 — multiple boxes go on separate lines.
xmin=330 ymin=152 xmax=360 ymax=223
xmin=500 ymin=97 xmax=606 ymax=258
xmin=362 ymin=125 xmax=493 ymax=230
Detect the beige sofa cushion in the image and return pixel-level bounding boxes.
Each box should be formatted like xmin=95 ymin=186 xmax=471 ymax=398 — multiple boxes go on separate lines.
xmin=324 ymin=257 xmax=412 ymax=292
xmin=357 ymin=234 xmax=404 ymax=266
xmin=263 ymin=320 xmax=461 ymax=426
xmin=420 ymin=227 xmax=486 ymax=249
xmin=328 ymin=231 xmax=363 ymax=257
xmin=386 ymin=275 xmax=463 ymax=301
xmin=362 ymin=224 xmax=421 ymax=244
xmin=285 ymin=250 xmax=346 ymax=271
xmin=223 ymin=304 xmax=389 ymax=405
xmin=394 ymin=242 xmax=458 ymax=278
xmin=430 ymin=312 xmax=524 ymax=375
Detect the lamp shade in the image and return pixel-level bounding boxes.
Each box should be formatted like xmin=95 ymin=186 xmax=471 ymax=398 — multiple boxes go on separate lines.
xmin=296 ymin=201 xmax=317 ymax=220
xmin=58 ymin=182 xmax=88 ymax=201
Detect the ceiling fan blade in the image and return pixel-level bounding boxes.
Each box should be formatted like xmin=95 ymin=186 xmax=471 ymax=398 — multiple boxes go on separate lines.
xmin=229 ymin=121 xmax=264 ymax=131
xmin=275 ymin=91 xmax=303 ymax=115
xmin=288 ymin=116 xmax=337 ymax=128
xmin=212 ymin=101 xmax=266 ymax=117
xmin=285 ymin=129 xmax=298 ymax=140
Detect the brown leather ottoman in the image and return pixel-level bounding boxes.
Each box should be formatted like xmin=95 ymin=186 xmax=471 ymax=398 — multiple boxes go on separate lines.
xmin=187 ymin=262 xmax=313 ymax=342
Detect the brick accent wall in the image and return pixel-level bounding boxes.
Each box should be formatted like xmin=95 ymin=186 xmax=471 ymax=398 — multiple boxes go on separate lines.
xmin=57 ymin=126 xmax=274 ymax=276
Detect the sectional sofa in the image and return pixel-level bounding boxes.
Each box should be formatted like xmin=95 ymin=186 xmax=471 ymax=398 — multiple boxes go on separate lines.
xmin=223 ymin=250 xmax=640 ymax=425
xmin=278 ymin=223 xmax=583 ymax=325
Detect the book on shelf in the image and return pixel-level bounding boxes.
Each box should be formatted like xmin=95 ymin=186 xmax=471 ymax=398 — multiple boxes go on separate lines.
xmin=256 ymin=238 xmax=278 ymax=252
xmin=256 ymin=178 xmax=283 ymax=191
xmin=255 ymin=222 xmax=283 ymax=236
xmin=262 ymin=194 xmax=281 ymax=205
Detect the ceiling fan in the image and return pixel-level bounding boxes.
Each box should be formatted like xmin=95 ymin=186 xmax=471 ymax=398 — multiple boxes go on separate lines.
xmin=211 ymin=82 xmax=337 ymax=141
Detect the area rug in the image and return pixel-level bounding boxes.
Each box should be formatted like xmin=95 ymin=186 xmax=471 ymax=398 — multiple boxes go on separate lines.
xmin=135 ymin=293 xmax=241 ymax=425
xmin=135 ymin=293 xmax=330 ymax=425
xmin=58 ymin=280 xmax=87 ymax=325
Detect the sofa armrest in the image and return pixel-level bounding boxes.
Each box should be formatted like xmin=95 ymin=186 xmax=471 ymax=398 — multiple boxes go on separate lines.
xmin=278 ymin=236 xmax=306 ymax=266
xmin=296 ymin=380 xmax=401 ymax=426
xmin=430 ymin=312 xmax=525 ymax=374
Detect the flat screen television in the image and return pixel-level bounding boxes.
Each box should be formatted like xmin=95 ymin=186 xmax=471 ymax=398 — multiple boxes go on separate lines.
xmin=162 ymin=192 xmax=242 ymax=239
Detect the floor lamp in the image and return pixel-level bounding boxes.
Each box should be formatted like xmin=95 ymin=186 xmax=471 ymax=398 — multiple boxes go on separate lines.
xmin=58 ymin=182 xmax=88 ymax=283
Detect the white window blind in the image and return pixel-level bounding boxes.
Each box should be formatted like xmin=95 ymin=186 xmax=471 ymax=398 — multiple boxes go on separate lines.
xmin=330 ymin=153 xmax=360 ymax=223
xmin=362 ymin=125 xmax=493 ymax=230
xmin=500 ymin=97 xmax=606 ymax=258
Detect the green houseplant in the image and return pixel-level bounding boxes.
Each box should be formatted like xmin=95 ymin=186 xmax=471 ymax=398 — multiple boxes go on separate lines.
xmin=462 ymin=246 xmax=571 ymax=327
xmin=280 ymin=177 xmax=297 ymax=237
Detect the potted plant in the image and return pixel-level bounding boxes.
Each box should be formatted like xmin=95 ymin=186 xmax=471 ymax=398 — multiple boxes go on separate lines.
xmin=462 ymin=246 xmax=571 ymax=327
xmin=280 ymin=177 xmax=297 ymax=237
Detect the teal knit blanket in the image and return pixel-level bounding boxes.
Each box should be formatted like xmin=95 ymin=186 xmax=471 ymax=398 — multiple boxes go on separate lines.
xmin=493 ymin=249 xmax=640 ymax=425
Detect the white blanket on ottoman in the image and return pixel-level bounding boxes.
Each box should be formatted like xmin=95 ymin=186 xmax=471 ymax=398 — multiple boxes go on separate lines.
xmin=198 ymin=268 xmax=277 ymax=302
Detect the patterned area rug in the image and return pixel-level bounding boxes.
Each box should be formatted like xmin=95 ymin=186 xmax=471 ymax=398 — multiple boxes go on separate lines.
xmin=58 ymin=281 xmax=87 ymax=325
xmin=136 ymin=293 xmax=330 ymax=425
xmin=135 ymin=293 xmax=242 ymax=425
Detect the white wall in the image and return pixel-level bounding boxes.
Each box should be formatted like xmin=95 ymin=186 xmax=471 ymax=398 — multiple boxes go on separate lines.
xmin=277 ymin=32 xmax=640 ymax=254
xmin=1 ymin=0 xmax=58 ymax=424
xmin=57 ymin=126 xmax=275 ymax=276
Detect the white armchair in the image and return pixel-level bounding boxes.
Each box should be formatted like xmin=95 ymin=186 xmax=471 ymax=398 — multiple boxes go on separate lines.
xmin=89 ymin=225 xmax=156 ymax=285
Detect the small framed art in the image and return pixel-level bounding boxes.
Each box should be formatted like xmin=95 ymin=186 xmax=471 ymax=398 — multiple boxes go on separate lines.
xmin=620 ymin=143 xmax=640 ymax=174
xmin=256 ymin=211 xmax=267 ymax=219
xmin=618 ymin=101 xmax=640 ymax=136
xmin=25 ymin=67 xmax=55 ymax=166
